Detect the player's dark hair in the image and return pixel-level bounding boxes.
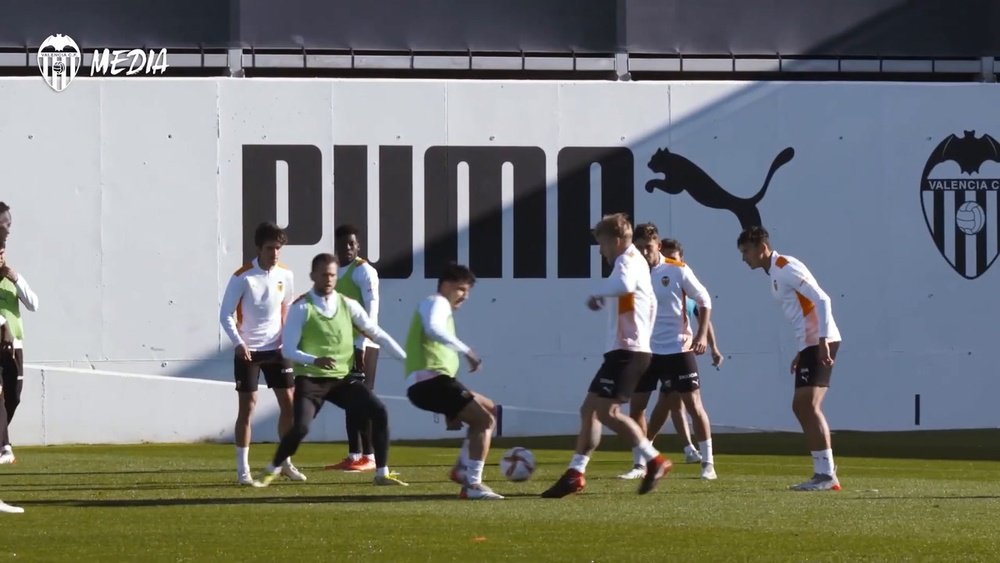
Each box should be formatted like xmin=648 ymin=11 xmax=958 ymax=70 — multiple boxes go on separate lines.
xmin=311 ymin=252 xmax=338 ymax=272
xmin=254 ymin=222 xmax=288 ymax=247
xmin=737 ymin=226 xmax=770 ymax=247
xmin=634 ymin=222 xmax=660 ymax=242
xmin=334 ymin=224 xmax=360 ymax=240
xmin=437 ymin=262 xmax=476 ymax=290
xmin=660 ymin=238 xmax=684 ymax=257
xmin=0 ymin=202 xmax=9 ymax=215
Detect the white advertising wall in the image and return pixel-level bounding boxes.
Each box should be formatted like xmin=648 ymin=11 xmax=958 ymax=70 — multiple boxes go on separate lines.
xmin=0 ymin=77 xmax=998 ymax=444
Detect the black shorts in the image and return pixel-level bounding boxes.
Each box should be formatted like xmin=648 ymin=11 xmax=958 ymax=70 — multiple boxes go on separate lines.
xmin=234 ymin=349 xmax=293 ymax=392
xmin=587 ymin=350 xmax=652 ymax=402
xmin=795 ymin=342 xmax=841 ymax=389
xmin=407 ymin=375 xmax=475 ymax=419
xmin=634 ymin=352 xmax=700 ymax=395
xmin=294 ymin=375 xmax=375 ymax=411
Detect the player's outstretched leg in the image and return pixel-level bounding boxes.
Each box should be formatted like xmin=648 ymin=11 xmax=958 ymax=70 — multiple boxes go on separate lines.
xmin=337 ymin=383 xmax=407 ymax=487
xmin=273 ymin=386 xmax=307 ymax=482
xmin=253 ymin=386 xmax=319 ymax=488
xmin=541 ymin=396 xmax=596 ymax=498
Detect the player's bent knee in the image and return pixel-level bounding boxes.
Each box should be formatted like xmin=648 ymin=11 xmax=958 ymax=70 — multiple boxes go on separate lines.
xmin=469 ymin=406 xmax=495 ymax=431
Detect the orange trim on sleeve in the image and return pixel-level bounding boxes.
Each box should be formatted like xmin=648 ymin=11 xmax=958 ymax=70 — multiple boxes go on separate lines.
xmin=235 ymin=297 xmax=243 ymax=328
xmin=794 ymin=290 xmax=815 ymax=316
xmin=775 ymin=256 xmax=789 ymax=268
xmin=618 ymin=293 xmax=635 ymax=314
xmin=663 ymin=257 xmax=687 ymax=267
xmin=233 ymin=262 xmax=253 ymax=276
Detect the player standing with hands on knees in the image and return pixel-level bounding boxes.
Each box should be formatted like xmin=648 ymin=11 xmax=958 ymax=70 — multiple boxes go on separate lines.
xmin=404 ymin=264 xmax=503 ymax=500
xmin=542 ymin=213 xmax=671 ymax=498
xmin=737 ymin=226 xmax=843 ymax=491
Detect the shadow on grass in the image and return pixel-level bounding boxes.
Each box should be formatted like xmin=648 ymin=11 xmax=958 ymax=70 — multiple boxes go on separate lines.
xmin=18 ymin=493 xmax=459 ymax=508
xmin=0 ymin=468 xmax=227 ymax=477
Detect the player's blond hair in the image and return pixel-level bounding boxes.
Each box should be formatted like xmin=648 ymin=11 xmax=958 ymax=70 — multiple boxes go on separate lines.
xmin=592 ymin=213 xmax=633 ymax=240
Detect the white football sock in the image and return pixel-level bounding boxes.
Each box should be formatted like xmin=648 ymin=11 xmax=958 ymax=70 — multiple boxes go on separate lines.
xmin=364 ymin=454 xmax=375 ymax=462
xmin=569 ymin=454 xmax=590 ymax=473
xmin=637 ymin=439 xmax=660 ymax=462
xmin=631 ymin=449 xmax=644 ymax=467
xmin=236 ymin=446 xmax=250 ymax=473
xmin=812 ymin=449 xmax=835 ymax=475
xmin=466 ymin=460 xmax=485 ymax=485
xmin=349 ymin=453 xmax=362 ymax=462
xmin=699 ymin=439 xmax=714 ymax=465
xmin=376 ymin=466 xmax=390 ymax=478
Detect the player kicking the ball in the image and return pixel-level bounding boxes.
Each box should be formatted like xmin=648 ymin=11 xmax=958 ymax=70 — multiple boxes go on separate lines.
xmin=404 ymin=263 xmax=503 ymax=500
xmin=618 ymin=226 xmax=718 ymax=481
xmin=737 ymin=226 xmax=842 ymax=491
xmin=541 ymin=213 xmax=671 ymax=498
xmin=252 ymin=253 xmax=409 ymax=488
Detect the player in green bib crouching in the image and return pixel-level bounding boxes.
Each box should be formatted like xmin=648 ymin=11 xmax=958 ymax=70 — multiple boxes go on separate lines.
xmin=253 ymin=253 xmax=408 ymax=488
xmin=404 ymin=263 xmax=503 ymax=500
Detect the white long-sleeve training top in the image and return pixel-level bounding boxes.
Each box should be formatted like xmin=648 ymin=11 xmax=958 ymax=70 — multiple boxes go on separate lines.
xmin=219 ymin=259 xmax=295 ymax=352
xmin=591 ymin=244 xmax=656 ymax=354
xmin=650 ymin=255 xmax=712 ymax=355
xmin=768 ymin=251 xmax=841 ymax=351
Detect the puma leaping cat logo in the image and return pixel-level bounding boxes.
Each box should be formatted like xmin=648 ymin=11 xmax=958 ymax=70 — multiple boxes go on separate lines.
xmin=645 ymin=147 xmax=795 ymax=229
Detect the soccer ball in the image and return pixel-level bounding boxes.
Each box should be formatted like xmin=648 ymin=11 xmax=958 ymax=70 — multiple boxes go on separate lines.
xmin=956 ymin=201 xmax=985 ymax=235
xmin=499 ymin=447 xmax=536 ymax=482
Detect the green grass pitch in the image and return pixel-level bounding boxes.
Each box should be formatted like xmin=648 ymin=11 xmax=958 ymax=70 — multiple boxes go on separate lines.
xmin=1 ymin=430 xmax=998 ymax=562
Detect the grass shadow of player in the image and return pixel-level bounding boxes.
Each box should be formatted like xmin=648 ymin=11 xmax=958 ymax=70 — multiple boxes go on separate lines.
xmin=18 ymin=493 xmax=458 ymax=509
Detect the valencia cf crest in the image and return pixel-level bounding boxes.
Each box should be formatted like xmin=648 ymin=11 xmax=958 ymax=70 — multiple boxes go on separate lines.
xmin=37 ymin=34 xmax=82 ymax=92
xmin=660 ymin=276 xmax=670 ymax=286
xmin=920 ymin=130 xmax=1000 ymax=279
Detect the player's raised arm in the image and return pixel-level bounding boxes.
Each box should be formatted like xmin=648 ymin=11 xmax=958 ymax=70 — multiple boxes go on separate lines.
xmin=344 ymin=298 xmax=405 ymax=361
xmin=420 ymin=295 xmax=473 ymax=355
xmin=591 ymin=253 xmax=639 ymax=298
